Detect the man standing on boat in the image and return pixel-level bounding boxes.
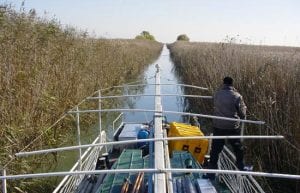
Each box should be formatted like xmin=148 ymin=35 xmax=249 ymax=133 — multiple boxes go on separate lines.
xmin=206 ymin=76 xmax=247 ymax=180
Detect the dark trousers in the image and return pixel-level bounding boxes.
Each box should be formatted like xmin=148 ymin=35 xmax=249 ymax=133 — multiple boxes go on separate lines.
xmin=209 ymin=127 xmax=244 ymax=171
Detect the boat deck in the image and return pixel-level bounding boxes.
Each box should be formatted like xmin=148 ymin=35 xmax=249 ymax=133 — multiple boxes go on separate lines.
xmin=75 ymin=149 xmax=231 ymax=193
xmin=99 ymin=149 xmax=149 ymax=193
xmin=171 ymin=151 xmax=230 ymax=193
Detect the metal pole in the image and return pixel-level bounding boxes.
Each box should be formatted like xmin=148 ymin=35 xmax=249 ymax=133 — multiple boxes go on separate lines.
xmin=15 ymin=135 xmax=284 ymax=157
xmin=76 ymin=106 xmax=82 ymax=170
xmin=87 ymin=94 xmax=213 ymax=100
xmin=112 ymin=83 xmax=209 ymax=90
xmin=163 ymin=129 xmax=173 ymax=193
xmin=68 ymin=109 xmax=265 ymax=125
xmin=148 ymin=129 xmax=154 ymax=193
xmin=98 ymin=91 xmax=102 ymax=142
xmin=1 ymin=168 xmax=300 ymax=180
xmin=112 ymin=113 xmax=123 ymax=134
xmin=241 ymin=115 xmax=246 ymax=142
xmin=2 ymin=169 xmax=7 ymax=193
xmin=154 ymin=64 xmax=166 ymax=193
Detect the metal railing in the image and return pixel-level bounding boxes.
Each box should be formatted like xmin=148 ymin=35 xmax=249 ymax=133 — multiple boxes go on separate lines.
xmin=112 ymin=113 xmax=124 ymax=136
xmin=1 ymin=168 xmax=300 ymax=181
xmin=67 ymin=108 xmax=265 ymax=125
xmin=15 ymin=135 xmax=284 ymax=157
xmin=53 ymin=131 xmax=106 ymax=193
xmin=111 ymin=83 xmax=209 ymax=90
xmin=218 ymin=146 xmax=265 ymax=193
xmin=87 ymin=94 xmax=213 ymax=99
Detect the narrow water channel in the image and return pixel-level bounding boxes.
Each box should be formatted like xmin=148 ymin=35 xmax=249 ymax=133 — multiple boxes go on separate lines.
xmin=124 ymin=45 xmax=184 ymax=123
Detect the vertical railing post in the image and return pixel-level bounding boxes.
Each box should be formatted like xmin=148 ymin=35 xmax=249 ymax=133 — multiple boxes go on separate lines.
xmin=163 ymin=129 xmax=173 ymax=193
xmin=105 ymin=114 xmax=109 ymax=153
xmin=1 ymin=169 xmax=7 ymax=193
xmin=76 ymin=106 xmax=82 ymax=171
xmin=238 ymin=175 xmax=244 ymax=193
xmin=98 ymin=90 xmax=102 ymax=141
xmin=241 ymin=115 xmax=246 ymax=142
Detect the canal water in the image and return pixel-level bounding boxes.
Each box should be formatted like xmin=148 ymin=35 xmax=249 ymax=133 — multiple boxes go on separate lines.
xmin=123 ymin=45 xmax=184 ymax=123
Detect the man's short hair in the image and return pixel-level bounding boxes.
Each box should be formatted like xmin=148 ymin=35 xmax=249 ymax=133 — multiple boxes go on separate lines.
xmin=223 ymin=77 xmax=233 ymax=85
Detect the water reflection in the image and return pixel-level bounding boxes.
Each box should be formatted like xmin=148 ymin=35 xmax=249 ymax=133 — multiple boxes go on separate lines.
xmin=124 ymin=45 xmax=184 ymax=123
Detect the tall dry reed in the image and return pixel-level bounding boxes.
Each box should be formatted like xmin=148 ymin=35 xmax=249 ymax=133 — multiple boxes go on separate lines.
xmin=168 ymin=41 xmax=300 ymax=193
xmin=0 ymin=5 xmax=162 ymax=192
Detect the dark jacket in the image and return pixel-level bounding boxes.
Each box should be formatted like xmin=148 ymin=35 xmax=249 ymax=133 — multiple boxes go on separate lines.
xmin=213 ymin=85 xmax=247 ymax=129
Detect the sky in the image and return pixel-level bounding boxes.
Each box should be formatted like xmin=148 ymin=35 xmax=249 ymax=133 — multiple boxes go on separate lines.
xmin=3 ymin=0 xmax=300 ymax=46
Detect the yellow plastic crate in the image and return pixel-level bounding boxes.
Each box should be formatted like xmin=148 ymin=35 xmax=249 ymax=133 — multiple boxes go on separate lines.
xmin=168 ymin=122 xmax=208 ymax=164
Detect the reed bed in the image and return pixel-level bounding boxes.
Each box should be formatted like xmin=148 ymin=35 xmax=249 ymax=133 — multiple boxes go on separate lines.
xmin=168 ymin=41 xmax=300 ymax=193
xmin=0 ymin=5 xmax=162 ymax=192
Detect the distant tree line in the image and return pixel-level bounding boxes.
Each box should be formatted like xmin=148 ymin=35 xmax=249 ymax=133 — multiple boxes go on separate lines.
xmin=135 ymin=31 xmax=190 ymax=42
xmin=135 ymin=31 xmax=156 ymax=41
xmin=177 ymin=34 xmax=190 ymax=41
